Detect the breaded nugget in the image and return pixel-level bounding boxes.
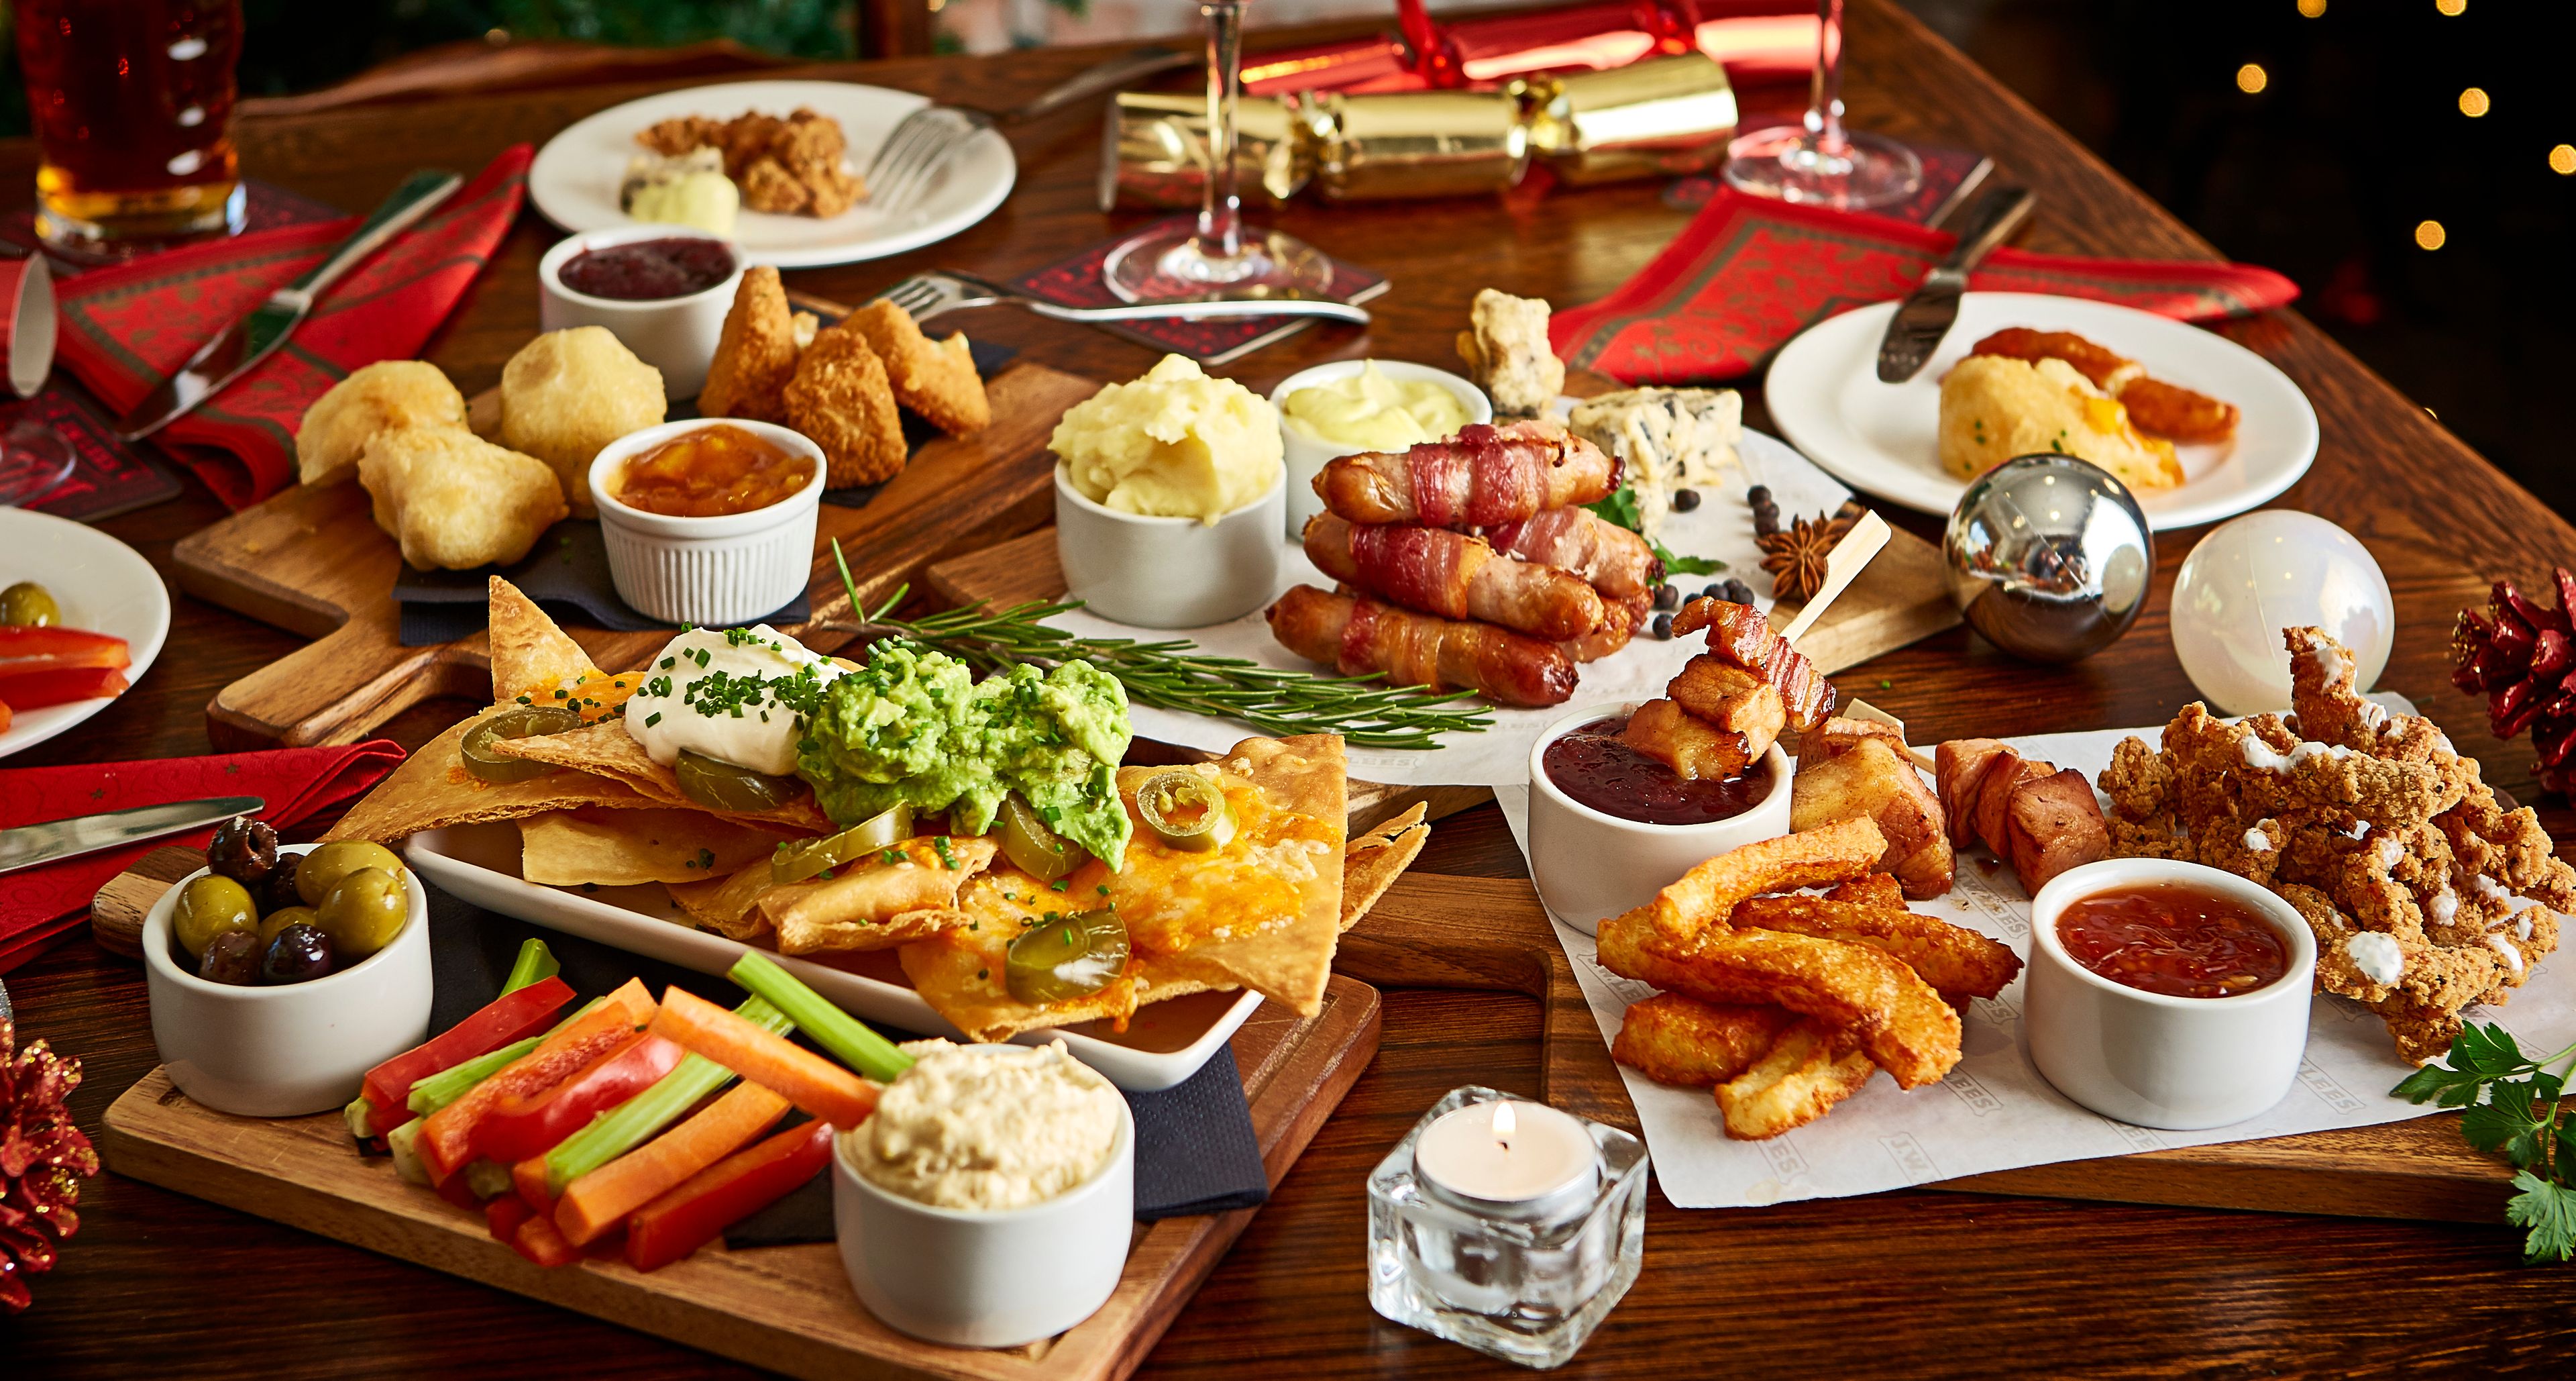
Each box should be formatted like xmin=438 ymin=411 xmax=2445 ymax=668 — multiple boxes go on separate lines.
xmin=784 ymin=324 xmax=906 ymax=487
xmin=296 ymin=360 xmax=468 ymax=486
xmin=1716 ymin=1019 xmax=1877 ymax=1140
xmin=1611 ymin=993 xmax=1796 ymax=1088
xmin=640 ymin=107 xmax=862 ymax=218
xmin=847 ymin=299 xmax=990 ymax=436
xmin=635 ymin=115 xmax=721 ymax=158
xmin=700 ymin=265 xmax=799 ymax=421
xmin=499 ymin=326 xmax=666 ymax=518
xmin=738 ymin=157 xmax=808 ymax=215
xmin=356 ymin=427 xmax=568 ymax=570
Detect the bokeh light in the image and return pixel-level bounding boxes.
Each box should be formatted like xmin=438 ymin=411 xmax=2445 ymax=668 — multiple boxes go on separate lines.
xmin=2237 ymin=63 xmax=2269 ymax=94
xmin=2415 ymin=219 xmax=2448 ymax=250
xmin=2435 ymin=0 xmax=2466 ymax=14
xmin=2298 ymin=0 xmax=2325 ymax=15
xmin=2552 ymin=144 xmax=2576 ymax=175
xmin=2460 ymin=87 xmax=2490 ymax=117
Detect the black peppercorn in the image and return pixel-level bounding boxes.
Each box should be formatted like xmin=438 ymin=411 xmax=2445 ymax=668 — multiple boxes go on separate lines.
xmin=1717 ymin=577 xmax=1758 ymax=605
xmin=1672 ymin=488 xmax=1701 ymax=512
xmin=1650 ymin=613 xmax=1674 ymax=640
xmin=1652 ymin=584 xmax=1680 ymax=611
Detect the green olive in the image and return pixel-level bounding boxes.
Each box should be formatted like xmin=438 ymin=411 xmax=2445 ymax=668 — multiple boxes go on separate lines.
xmin=258 ymin=905 xmax=319 ymax=947
xmin=462 ymin=705 xmax=583 ymax=783
xmin=172 ymin=874 xmax=259 ymax=966
xmin=316 ymin=867 xmax=408 ymax=962
xmin=0 ymin=580 xmax=59 ymax=627
xmin=296 ymin=839 xmax=405 ymax=907
xmin=1004 ymin=908 xmax=1130 ymax=1005
xmin=996 ymin=795 xmax=1080 ymax=881
xmin=674 ymin=749 xmax=805 ymax=814
xmin=771 ymin=802 xmax=914 ymax=884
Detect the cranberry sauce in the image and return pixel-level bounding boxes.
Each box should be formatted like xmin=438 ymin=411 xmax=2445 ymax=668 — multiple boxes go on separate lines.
xmin=559 ymin=237 xmax=737 ymax=301
xmin=1542 ymin=717 xmax=1772 ymax=826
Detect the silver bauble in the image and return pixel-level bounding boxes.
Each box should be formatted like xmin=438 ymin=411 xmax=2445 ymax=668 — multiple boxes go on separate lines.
xmin=1941 ymin=454 xmax=2153 ymax=664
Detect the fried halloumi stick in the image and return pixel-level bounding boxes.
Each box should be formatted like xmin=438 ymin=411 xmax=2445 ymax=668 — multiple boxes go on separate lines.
xmin=1651 ymin=817 xmax=1886 ymax=940
xmin=1824 ymin=873 xmax=1904 ymax=909
xmin=1730 ymin=894 xmax=2023 ymax=1000
xmin=1610 ymin=993 xmax=1798 ymax=1088
xmin=1716 ymin=1019 xmax=1877 ymax=1139
xmin=762 ymin=835 xmax=995 ymax=955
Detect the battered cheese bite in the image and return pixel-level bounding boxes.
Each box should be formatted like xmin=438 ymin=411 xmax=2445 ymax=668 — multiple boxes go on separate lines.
xmin=356 ymin=426 xmax=569 ymax=570
xmin=296 ymin=360 xmax=468 ymax=486
xmin=846 ymin=299 xmax=990 ymax=436
xmin=500 ymin=326 xmax=669 ymax=517
xmin=784 ymin=323 xmax=907 ymax=487
xmin=698 ymin=264 xmax=798 ymax=421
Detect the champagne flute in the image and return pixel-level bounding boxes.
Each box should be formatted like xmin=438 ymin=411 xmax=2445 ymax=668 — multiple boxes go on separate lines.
xmin=1103 ymin=0 xmax=1332 ymax=301
xmin=1721 ymin=0 xmax=1921 ymax=210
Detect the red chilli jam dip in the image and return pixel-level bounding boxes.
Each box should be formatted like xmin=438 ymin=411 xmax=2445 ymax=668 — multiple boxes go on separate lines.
xmin=1542 ymin=716 xmax=1772 ymax=826
xmin=560 ymin=237 xmax=736 ymax=301
xmin=2056 ymin=882 xmax=2290 ymax=999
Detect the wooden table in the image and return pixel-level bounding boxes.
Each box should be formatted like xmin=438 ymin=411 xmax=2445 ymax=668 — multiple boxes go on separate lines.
xmin=9 ymin=1 xmax=2575 ymax=1372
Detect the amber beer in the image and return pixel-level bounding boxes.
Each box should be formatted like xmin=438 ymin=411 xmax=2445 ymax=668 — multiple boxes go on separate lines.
xmin=13 ymin=0 xmax=246 ymax=258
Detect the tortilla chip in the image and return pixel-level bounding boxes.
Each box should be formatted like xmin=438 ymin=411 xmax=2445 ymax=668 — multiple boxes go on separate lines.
xmin=897 ymin=867 xmax=1143 ymax=1040
xmin=486 ymin=576 xmax=597 ymax=703
xmin=489 ymin=719 xmax=832 ymax=833
xmin=763 ymin=835 xmax=994 ymax=954
xmin=670 ymin=860 xmax=779 ymax=941
xmin=520 ymin=807 xmax=791 ymax=886
xmin=1341 ymin=801 xmax=1430 ymax=932
xmin=323 ymin=704 xmax=657 ymax=843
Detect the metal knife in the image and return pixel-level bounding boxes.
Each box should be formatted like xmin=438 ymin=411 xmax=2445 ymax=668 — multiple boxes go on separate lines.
xmin=0 ymin=796 xmax=266 ymax=876
xmin=115 ymin=169 xmax=465 ymax=441
xmin=1874 ymin=185 xmax=2036 ymax=383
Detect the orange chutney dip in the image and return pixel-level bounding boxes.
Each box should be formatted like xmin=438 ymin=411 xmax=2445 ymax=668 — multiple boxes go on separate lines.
xmin=614 ymin=424 xmax=814 ymax=517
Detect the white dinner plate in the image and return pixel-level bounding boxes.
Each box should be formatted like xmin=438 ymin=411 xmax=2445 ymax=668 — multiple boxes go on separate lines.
xmin=1764 ymin=292 xmax=2320 ymax=531
xmin=405 ymin=823 xmax=1261 ymax=1092
xmin=529 ymin=80 xmax=1016 ymax=269
xmin=0 ymin=508 xmax=168 ymax=760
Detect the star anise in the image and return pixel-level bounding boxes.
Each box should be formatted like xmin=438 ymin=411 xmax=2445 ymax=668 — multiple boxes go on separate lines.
xmin=1757 ymin=499 xmax=1864 ymax=604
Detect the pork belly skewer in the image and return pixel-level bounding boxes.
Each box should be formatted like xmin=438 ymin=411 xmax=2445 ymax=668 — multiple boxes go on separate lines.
xmin=1670 ymin=597 xmax=1837 ymax=732
xmin=1301 ymin=515 xmax=1606 ymax=641
xmin=1266 ymin=585 xmax=1576 ymax=708
xmin=1315 ymin=419 xmax=1619 ymax=529
xmin=1481 ymin=506 xmax=1662 ymax=601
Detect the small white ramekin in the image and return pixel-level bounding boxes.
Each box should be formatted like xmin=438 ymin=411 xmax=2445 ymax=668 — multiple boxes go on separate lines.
xmin=1525 ymin=700 xmax=1794 ymax=934
xmin=1267 ymin=360 xmax=1491 ymax=540
xmin=144 ymin=843 xmax=433 ymax=1118
xmin=2024 ymin=858 xmax=2316 ymax=1130
xmin=538 ymin=225 xmax=745 ymax=399
xmin=590 ymin=417 xmax=827 ymax=627
xmin=833 ymin=1058 xmax=1135 ymax=1348
xmin=1053 ymin=464 xmax=1284 ymax=629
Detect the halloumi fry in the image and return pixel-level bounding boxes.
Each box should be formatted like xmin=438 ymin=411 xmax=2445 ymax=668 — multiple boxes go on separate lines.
xmin=1650 ymin=818 xmax=1886 ymax=940
xmin=1823 ymin=873 xmax=1905 ymax=909
xmin=1611 ymin=992 xmax=1797 ymax=1088
xmin=1715 ymin=1019 xmax=1877 ymax=1139
xmin=1731 ymin=894 xmax=2023 ymax=1000
xmin=763 ymin=835 xmax=996 ymax=955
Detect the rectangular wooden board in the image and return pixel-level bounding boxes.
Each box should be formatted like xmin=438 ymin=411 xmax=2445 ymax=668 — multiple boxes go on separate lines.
xmin=102 ymin=974 xmax=1381 ymax=1381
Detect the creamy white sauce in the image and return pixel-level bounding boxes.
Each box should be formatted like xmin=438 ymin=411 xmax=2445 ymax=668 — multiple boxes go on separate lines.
xmin=2309 ymin=644 xmax=2352 ymax=682
xmin=2241 ymin=737 xmax=2292 ymax=771
xmin=2241 ymin=737 xmax=2350 ymax=772
xmin=2491 ymin=935 xmax=2525 ymax=974
xmin=622 ymin=625 xmax=842 ymax=777
xmin=2243 ymin=827 xmax=2271 ymax=852
xmin=2344 ymin=932 xmax=2406 ymax=986
xmin=2288 ymin=740 xmax=2351 ymax=768
xmin=2357 ymin=700 xmax=2389 ymax=731
xmin=2373 ymin=836 xmax=2403 ymax=870
xmin=2429 ymin=888 xmax=2459 ymax=925
xmin=2472 ymin=875 xmax=2510 ymax=903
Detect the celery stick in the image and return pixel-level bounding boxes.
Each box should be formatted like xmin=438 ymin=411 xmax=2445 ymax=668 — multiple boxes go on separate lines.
xmin=728 ymin=951 xmax=912 ymax=1083
xmin=407 ymin=1035 xmax=543 ymax=1117
xmin=542 ymin=995 xmax=790 ymax=1196
xmin=502 ymin=938 xmax=559 ymax=994
xmin=388 ymin=1119 xmax=429 ymax=1184
xmin=463 ymin=1160 xmax=515 ymax=1201
xmin=344 ymin=1096 xmax=377 ymax=1142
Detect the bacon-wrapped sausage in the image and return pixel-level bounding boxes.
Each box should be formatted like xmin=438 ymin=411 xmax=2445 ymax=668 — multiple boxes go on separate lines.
xmin=1301 ymin=515 xmax=1605 ymax=641
xmin=1560 ymin=591 xmax=1647 ymax=664
xmin=1670 ymin=597 xmax=1836 ymax=731
xmin=1481 ymin=506 xmax=1662 ymax=601
xmin=1315 ymin=420 xmax=1618 ymax=529
xmin=1266 ymin=585 xmax=1575 ymax=708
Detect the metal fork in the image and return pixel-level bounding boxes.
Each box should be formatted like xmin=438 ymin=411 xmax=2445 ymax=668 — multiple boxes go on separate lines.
xmin=867 ymin=46 xmax=1192 ymax=217
xmin=877 ymin=268 xmax=1371 ymax=327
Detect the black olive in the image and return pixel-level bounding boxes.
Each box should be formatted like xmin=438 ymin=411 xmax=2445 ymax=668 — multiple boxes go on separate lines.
xmin=1651 ymin=584 xmax=1680 ymax=611
xmin=1718 ymin=577 xmax=1758 ymax=605
xmin=262 ymin=923 xmax=336 ymax=985
xmin=1650 ymin=613 xmax=1674 ymax=640
xmin=206 ymin=816 xmax=280 ymax=886
xmin=1672 ymin=488 xmax=1702 ymax=512
xmin=252 ymin=864 xmax=306 ymax=916
xmin=199 ymin=930 xmax=263 ymax=986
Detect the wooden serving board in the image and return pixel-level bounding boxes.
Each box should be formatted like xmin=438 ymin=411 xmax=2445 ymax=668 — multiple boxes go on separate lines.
xmin=1336 ymin=872 xmax=2515 ymax=1226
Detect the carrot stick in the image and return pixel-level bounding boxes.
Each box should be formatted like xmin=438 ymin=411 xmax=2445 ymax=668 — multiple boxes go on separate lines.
xmin=513 ymin=1154 xmax=555 ymax=1215
xmin=553 ymin=1082 xmax=790 ymax=1246
xmin=417 ymin=997 xmax=647 ymax=1184
xmin=648 ymin=987 xmax=881 ymax=1129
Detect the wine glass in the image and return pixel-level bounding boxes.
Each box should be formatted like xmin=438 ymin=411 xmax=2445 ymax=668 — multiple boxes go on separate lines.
xmin=0 ymin=417 xmax=74 ymax=508
xmin=1721 ymin=0 xmax=1922 ymax=210
xmin=1103 ymin=1 xmax=1333 ymax=302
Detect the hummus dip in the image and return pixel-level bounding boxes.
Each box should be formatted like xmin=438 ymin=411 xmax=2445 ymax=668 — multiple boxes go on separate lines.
xmin=848 ymin=1039 xmax=1123 ymax=1211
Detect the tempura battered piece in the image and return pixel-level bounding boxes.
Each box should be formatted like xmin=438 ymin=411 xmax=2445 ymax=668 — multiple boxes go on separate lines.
xmin=297 ymin=360 xmax=468 ymax=486
xmin=699 ymin=266 xmax=798 ymax=422
xmin=1716 ymin=1019 xmax=1877 ymax=1140
xmin=1455 ymin=289 xmax=1564 ymax=417
xmin=1650 ymin=817 xmax=1886 ymax=940
xmin=846 ymin=299 xmax=990 ymax=436
xmin=1731 ymin=894 xmax=2021 ymax=1000
xmin=784 ymin=324 xmax=907 ymax=486
xmin=1611 ymin=993 xmax=1796 ymax=1088
xmin=356 ymin=427 xmax=568 ymax=570
xmin=500 ymin=326 xmax=667 ymax=518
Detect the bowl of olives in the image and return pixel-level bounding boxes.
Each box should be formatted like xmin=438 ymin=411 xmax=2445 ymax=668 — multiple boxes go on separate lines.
xmin=142 ymin=821 xmax=433 ymax=1118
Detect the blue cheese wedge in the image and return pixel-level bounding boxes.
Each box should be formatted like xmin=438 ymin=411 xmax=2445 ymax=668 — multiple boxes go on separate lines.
xmin=1568 ymin=387 xmax=1742 ymax=538
xmin=1456 ymin=289 xmax=1565 ymax=418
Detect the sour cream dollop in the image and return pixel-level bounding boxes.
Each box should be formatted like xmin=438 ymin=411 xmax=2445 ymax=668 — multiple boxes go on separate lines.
xmin=623 ymin=625 xmax=842 ymax=776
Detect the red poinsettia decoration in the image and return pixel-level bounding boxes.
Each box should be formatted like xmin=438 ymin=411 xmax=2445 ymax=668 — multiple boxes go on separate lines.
xmin=0 ymin=1015 xmax=97 ymax=1313
xmin=2452 ymin=569 xmax=2576 ymax=795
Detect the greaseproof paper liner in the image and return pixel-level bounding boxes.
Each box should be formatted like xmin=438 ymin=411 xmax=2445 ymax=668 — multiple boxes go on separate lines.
xmin=1493 ymin=707 xmax=2575 ymax=1209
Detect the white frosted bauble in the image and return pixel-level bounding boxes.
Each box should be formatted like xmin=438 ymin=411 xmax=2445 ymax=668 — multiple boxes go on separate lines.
xmin=2169 ymin=511 xmax=2394 ymax=715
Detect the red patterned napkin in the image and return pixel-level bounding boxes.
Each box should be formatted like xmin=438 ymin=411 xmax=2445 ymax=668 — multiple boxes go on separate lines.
xmin=0 ymin=740 xmax=407 ymax=973
xmin=48 ymin=146 xmax=531 ymax=509
xmin=1551 ymin=187 xmax=2300 ymax=385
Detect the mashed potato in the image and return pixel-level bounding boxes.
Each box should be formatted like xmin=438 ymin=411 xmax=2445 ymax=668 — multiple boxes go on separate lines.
xmin=296 ymin=361 xmax=468 ymax=487
xmin=1050 ymin=354 xmax=1282 ymax=523
xmin=500 ymin=327 xmax=667 ymax=517
xmin=1937 ymin=354 xmax=2182 ymax=492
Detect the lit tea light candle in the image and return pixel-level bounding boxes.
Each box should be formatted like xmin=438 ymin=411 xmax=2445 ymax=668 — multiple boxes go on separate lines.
xmin=1412 ymin=1098 xmax=1599 ymax=1221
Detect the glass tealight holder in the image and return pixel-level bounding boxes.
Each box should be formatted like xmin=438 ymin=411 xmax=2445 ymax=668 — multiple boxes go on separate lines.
xmin=1366 ymin=1086 xmax=1648 ymax=1370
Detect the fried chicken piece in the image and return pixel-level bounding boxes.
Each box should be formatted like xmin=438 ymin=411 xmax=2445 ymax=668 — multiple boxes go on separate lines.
xmin=635 ymin=107 xmax=863 ymax=219
xmin=1611 ymin=993 xmax=1797 ymax=1088
xmin=636 ymin=115 xmax=722 ymax=158
xmin=700 ymin=265 xmax=798 ymax=421
xmin=737 ymin=156 xmax=808 ymax=215
xmin=784 ymin=325 xmax=906 ymax=487
xmin=846 ymin=299 xmax=990 ymax=436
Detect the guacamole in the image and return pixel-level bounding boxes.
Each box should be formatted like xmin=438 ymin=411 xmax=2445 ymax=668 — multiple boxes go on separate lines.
xmin=796 ymin=642 xmax=1134 ymax=866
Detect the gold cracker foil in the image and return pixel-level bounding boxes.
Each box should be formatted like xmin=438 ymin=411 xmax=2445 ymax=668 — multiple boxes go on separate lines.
xmin=1098 ymin=91 xmax=1309 ymax=211
xmin=1307 ymin=89 xmax=1529 ymax=201
xmin=1524 ymin=53 xmax=1737 ymax=185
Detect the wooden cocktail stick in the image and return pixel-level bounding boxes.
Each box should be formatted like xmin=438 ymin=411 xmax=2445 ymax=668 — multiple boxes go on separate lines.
xmin=1776 ymin=509 xmax=1891 ymax=646
xmin=1844 ymin=697 xmax=1939 ymax=772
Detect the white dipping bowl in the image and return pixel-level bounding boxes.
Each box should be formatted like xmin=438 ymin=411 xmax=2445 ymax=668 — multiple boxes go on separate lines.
xmin=1267 ymin=360 xmax=1491 ymax=540
xmin=590 ymin=417 xmax=827 ymax=627
xmin=538 ymin=225 xmax=744 ymax=399
xmin=2024 ymin=858 xmax=2316 ymax=1131
xmin=1525 ymin=701 xmax=1793 ymax=935
xmin=144 ymin=843 xmax=433 ymax=1118
xmin=1054 ymin=466 xmax=1284 ymax=629
xmin=833 ymin=1060 xmax=1135 ymax=1348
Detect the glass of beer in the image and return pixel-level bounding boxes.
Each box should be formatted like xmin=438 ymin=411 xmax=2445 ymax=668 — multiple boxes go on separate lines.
xmin=13 ymin=0 xmax=248 ymax=261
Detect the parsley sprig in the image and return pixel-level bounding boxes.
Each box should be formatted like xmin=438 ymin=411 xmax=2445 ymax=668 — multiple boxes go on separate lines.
xmin=2392 ymin=1021 xmax=2576 ymax=1264
xmin=1584 ymin=485 xmax=1725 ymax=578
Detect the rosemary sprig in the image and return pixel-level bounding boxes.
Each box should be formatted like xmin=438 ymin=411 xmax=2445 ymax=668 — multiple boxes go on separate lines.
xmin=822 ymin=540 xmax=1491 ymax=750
